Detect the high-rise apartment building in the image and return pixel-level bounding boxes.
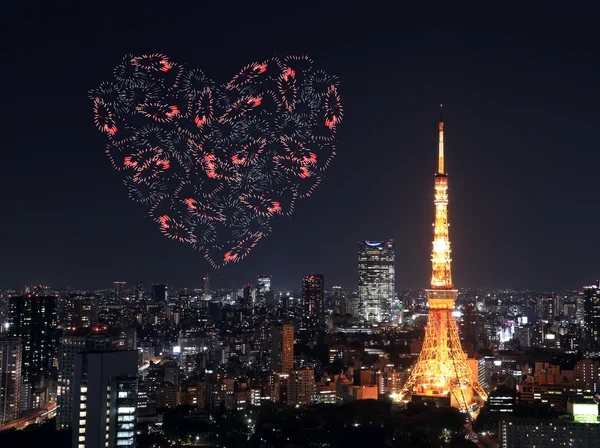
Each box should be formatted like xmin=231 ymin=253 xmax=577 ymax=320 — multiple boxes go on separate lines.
xmin=288 ymin=369 xmax=315 ymax=406
xmin=357 ymin=240 xmax=396 ymax=322
xmin=62 ymin=295 xmax=98 ymax=329
xmin=272 ymin=323 xmax=294 ymax=373
xmin=583 ymin=281 xmax=600 ymax=353
xmin=8 ymin=295 xmax=58 ymax=411
xmin=57 ymin=329 xmax=112 ymax=429
xmin=302 ymin=275 xmax=324 ymax=323
xmin=72 ymin=350 xmax=138 ymax=448
xmin=152 ymin=284 xmax=167 ymax=303
xmin=0 ymin=337 xmax=22 ymax=424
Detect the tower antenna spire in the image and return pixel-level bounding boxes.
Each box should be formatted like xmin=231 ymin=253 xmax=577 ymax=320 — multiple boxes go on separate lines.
xmin=438 ymin=104 xmax=444 ymax=174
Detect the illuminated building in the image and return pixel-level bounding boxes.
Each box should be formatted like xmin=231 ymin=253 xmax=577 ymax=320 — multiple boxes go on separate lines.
xmin=583 ymin=281 xmax=600 ymax=353
xmin=72 ymin=349 xmax=138 ymax=448
xmin=302 ymin=274 xmax=324 ymax=323
xmin=0 ymin=337 xmax=22 ymax=424
xmin=242 ymin=284 xmax=255 ymax=306
xmin=113 ymin=282 xmax=126 ymax=301
xmin=62 ymin=294 xmax=98 ymax=329
xmin=8 ymin=295 xmax=58 ymax=412
xmin=135 ymin=282 xmax=144 ymax=302
xmin=401 ymin=107 xmax=487 ymax=412
xmin=288 ymin=369 xmax=315 ymax=406
xmin=151 ymin=284 xmax=167 ymax=303
xmin=272 ymin=323 xmax=294 ymax=373
xmin=256 ymin=275 xmax=273 ymax=306
xmin=56 ymin=329 xmax=112 ymax=430
xmin=460 ymin=304 xmax=482 ymax=355
xmin=499 ymin=410 xmax=600 ymax=448
xmin=357 ymin=240 xmax=396 ymax=322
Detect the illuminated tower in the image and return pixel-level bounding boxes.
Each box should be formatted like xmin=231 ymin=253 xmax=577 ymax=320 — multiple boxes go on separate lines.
xmin=401 ymin=106 xmax=487 ymax=413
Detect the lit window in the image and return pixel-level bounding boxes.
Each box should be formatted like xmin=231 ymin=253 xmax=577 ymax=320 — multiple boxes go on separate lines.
xmin=79 ymin=428 xmax=86 ymax=434
xmin=118 ymin=391 xmax=129 ymax=398
xmin=78 ymin=436 xmax=85 ymax=442
xmin=79 ymin=420 xmax=86 ymax=425
xmin=117 ymin=406 xmax=135 ymax=414
xmin=80 ymin=412 xmax=86 ymax=417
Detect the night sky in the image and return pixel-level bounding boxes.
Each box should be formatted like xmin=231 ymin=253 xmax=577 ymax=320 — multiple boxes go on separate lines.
xmin=3 ymin=5 xmax=598 ymax=291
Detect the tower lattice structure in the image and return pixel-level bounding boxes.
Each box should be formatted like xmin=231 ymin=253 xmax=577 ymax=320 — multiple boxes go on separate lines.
xmin=401 ymin=106 xmax=487 ymax=412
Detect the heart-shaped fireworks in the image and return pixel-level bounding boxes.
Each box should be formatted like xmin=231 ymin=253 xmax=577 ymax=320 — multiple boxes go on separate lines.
xmin=90 ymin=54 xmax=343 ymax=268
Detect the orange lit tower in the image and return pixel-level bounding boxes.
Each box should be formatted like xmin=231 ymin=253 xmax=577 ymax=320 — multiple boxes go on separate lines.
xmin=401 ymin=106 xmax=487 ymax=413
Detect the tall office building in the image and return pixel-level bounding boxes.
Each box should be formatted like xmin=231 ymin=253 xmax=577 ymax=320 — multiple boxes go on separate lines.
xmin=257 ymin=275 xmax=272 ymax=306
xmin=302 ymin=275 xmax=324 ymax=323
xmin=272 ymin=323 xmax=294 ymax=373
xmin=0 ymin=337 xmax=22 ymax=424
xmin=583 ymin=281 xmax=600 ymax=353
xmin=135 ymin=282 xmax=144 ymax=302
xmin=242 ymin=284 xmax=255 ymax=306
xmin=113 ymin=282 xmax=126 ymax=301
xmin=202 ymin=274 xmax=210 ymax=298
xmin=72 ymin=350 xmax=138 ymax=448
xmin=56 ymin=329 xmax=112 ymax=429
xmin=62 ymin=295 xmax=98 ymax=329
xmin=357 ymin=240 xmax=396 ymax=322
xmin=8 ymin=295 xmax=58 ymax=411
xmin=152 ymin=284 xmax=167 ymax=303
xmin=460 ymin=304 xmax=482 ymax=355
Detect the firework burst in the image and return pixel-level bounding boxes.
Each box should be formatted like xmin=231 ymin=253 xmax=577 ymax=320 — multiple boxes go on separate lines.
xmin=91 ymin=54 xmax=342 ymax=268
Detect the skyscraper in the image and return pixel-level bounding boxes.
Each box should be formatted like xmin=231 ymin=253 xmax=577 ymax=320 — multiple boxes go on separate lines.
xmin=256 ymin=275 xmax=272 ymax=306
xmin=152 ymin=284 xmax=167 ymax=303
xmin=272 ymin=323 xmax=294 ymax=373
xmin=401 ymin=106 xmax=487 ymax=414
xmin=56 ymin=329 xmax=112 ymax=429
xmin=357 ymin=240 xmax=395 ymax=322
xmin=8 ymin=295 xmax=58 ymax=411
xmin=582 ymin=281 xmax=600 ymax=353
xmin=0 ymin=337 xmax=22 ymax=424
xmin=302 ymin=275 xmax=324 ymax=323
xmin=72 ymin=350 xmax=138 ymax=448
xmin=113 ymin=282 xmax=126 ymax=301
xmin=135 ymin=282 xmax=144 ymax=302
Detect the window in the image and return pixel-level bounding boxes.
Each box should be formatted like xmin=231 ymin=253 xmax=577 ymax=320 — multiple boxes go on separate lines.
xmin=78 ymin=436 xmax=85 ymax=442
xmin=117 ymin=431 xmax=134 ymax=438
xmin=118 ymin=391 xmax=129 ymax=398
xmin=117 ymin=415 xmax=135 ymax=422
xmin=79 ymin=428 xmax=86 ymax=434
xmin=117 ymin=407 xmax=135 ymax=414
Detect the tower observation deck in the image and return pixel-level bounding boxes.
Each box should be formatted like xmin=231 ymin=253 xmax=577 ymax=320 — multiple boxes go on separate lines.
xmin=400 ymin=106 xmax=487 ymax=415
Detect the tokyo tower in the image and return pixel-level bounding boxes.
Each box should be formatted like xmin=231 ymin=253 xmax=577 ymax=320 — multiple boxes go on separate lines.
xmin=401 ymin=106 xmax=487 ymax=413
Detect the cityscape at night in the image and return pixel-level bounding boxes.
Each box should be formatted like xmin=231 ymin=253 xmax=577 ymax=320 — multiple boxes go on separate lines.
xmin=2 ymin=4 xmax=600 ymax=448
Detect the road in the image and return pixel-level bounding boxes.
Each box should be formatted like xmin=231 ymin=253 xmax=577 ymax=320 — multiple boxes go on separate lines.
xmin=0 ymin=402 xmax=57 ymax=431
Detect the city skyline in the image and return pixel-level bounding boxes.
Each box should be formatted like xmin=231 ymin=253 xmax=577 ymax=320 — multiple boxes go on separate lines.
xmin=3 ymin=7 xmax=599 ymax=291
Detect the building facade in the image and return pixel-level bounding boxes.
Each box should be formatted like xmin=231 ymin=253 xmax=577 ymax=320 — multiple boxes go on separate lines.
xmin=302 ymin=275 xmax=324 ymax=323
xmin=272 ymin=323 xmax=294 ymax=373
xmin=72 ymin=350 xmax=138 ymax=448
xmin=357 ymin=240 xmax=396 ymax=322
xmin=57 ymin=329 xmax=112 ymax=429
xmin=0 ymin=337 xmax=22 ymax=424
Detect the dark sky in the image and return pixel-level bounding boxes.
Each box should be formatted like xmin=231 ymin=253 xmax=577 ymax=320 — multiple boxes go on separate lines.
xmin=2 ymin=4 xmax=598 ymax=291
